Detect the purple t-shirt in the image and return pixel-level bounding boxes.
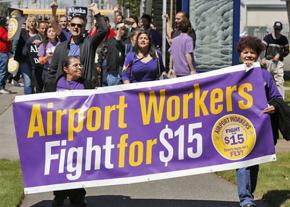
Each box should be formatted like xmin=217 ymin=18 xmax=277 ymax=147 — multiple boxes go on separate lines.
xmin=122 ymin=50 xmax=165 ymax=82
xmin=56 ymin=76 xmax=85 ymax=91
xmin=169 ymin=33 xmax=193 ymax=76
xmin=38 ymin=41 xmax=60 ymax=70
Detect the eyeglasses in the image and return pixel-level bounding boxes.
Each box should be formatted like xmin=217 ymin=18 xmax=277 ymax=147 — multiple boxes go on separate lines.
xmin=70 ymin=23 xmax=83 ymax=28
xmin=69 ymin=63 xmax=83 ymax=70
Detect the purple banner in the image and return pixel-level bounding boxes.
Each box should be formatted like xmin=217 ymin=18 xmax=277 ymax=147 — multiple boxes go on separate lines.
xmin=13 ymin=65 xmax=276 ymax=194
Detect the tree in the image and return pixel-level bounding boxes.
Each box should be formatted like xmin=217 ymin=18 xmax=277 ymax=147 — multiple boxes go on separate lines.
xmin=117 ymin=0 xmax=140 ymax=17
xmin=0 ymin=2 xmax=10 ymax=16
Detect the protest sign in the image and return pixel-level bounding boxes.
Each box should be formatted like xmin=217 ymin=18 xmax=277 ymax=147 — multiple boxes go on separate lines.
xmin=13 ymin=64 xmax=276 ymax=194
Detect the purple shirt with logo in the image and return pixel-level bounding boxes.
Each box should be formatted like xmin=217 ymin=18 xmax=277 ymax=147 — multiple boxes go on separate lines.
xmin=38 ymin=41 xmax=60 ymax=70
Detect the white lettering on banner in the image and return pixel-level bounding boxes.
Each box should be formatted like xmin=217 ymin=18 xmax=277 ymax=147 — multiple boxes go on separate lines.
xmin=159 ymin=123 xmax=203 ymax=167
xmin=44 ymin=136 xmax=115 ymax=180
xmin=44 ymin=140 xmax=61 ymax=175
xmin=188 ymin=123 xmax=203 ymax=159
xmin=44 ymin=123 xmax=203 ymax=181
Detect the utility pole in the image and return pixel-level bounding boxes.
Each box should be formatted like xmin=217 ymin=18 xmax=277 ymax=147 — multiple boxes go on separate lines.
xmin=162 ymin=0 xmax=167 ymax=65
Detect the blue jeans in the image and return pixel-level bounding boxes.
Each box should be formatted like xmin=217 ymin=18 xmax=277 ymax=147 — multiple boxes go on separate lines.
xmin=236 ymin=165 xmax=259 ymax=206
xmin=0 ymin=53 xmax=9 ymax=90
xmin=20 ymin=62 xmax=33 ymax=94
xmin=102 ymin=71 xmax=121 ymax=86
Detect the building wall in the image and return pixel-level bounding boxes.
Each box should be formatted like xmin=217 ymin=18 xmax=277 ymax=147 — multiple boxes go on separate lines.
xmin=240 ymin=6 xmax=289 ymax=37
xmin=247 ymin=10 xmax=287 ymax=27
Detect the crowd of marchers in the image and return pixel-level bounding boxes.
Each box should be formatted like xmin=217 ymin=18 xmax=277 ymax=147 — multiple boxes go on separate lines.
xmin=0 ymin=2 xmax=289 ymax=207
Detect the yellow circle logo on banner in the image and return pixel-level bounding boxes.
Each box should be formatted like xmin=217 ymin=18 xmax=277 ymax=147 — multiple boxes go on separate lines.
xmin=8 ymin=18 xmax=19 ymax=40
xmin=212 ymin=114 xmax=256 ymax=160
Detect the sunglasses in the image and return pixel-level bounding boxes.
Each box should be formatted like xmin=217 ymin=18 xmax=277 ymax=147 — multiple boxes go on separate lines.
xmin=70 ymin=23 xmax=83 ymax=28
xmin=116 ymin=27 xmax=126 ymax=31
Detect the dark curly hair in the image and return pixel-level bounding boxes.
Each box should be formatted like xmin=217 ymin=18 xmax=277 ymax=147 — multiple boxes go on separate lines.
xmin=237 ymin=36 xmax=265 ymax=57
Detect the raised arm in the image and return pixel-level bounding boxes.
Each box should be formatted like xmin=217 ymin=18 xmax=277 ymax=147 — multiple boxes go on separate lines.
xmin=165 ymin=14 xmax=173 ymax=45
xmin=50 ymin=1 xmax=61 ymax=35
xmin=88 ymin=3 xmax=109 ymax=52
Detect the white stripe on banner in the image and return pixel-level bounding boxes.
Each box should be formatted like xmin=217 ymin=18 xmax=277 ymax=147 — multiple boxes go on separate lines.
xmin=24 ymin=154 xmax=275 ymax=194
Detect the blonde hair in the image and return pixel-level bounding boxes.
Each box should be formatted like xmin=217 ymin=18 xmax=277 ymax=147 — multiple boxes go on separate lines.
xmin=25 ymin=15 xmax=37 ymax=30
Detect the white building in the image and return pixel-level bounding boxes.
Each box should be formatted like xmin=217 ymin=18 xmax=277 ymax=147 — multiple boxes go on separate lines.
xmin=240 ymin=0 xmax=289 ymax=38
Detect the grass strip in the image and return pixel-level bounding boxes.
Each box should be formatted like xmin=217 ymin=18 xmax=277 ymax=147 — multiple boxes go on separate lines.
xmin=0 ymin=159 xmax=24 ymax=207
xmin=216 ymin=152 xmax=290 ymax=207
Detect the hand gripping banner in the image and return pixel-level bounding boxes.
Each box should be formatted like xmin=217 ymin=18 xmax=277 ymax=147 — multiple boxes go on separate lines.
xmin=13 ymin=64 xmax=276 ymax=194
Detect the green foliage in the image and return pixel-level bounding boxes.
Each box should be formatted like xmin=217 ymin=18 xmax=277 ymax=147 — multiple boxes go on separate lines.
xmin=0 ymin=160 xmax=24 ymax=207
xmin=216 ymin=152 xmax=290 ymax=207
xmin=285 ymin=80 xmax=290 ymax=88
xmin=118 ymin=0 xmax=140 ymax=17
xmin=285 ymin=85 xmax=290 ymax=102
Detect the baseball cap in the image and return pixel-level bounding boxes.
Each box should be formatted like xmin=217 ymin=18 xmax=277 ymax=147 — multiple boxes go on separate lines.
xmin=273 ymin=21 xmax=283 ymax=30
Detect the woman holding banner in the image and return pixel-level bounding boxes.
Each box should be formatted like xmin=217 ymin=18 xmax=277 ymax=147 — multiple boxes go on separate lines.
xmin=236 ymin=36 xmax=282 ymax=207
xmin=52 ymin=56 xmax=89 ymax=207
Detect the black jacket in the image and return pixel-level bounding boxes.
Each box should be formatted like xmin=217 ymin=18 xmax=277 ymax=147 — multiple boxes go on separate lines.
xmin=269 ymin=98 xmax=290 ymax=144
xmin=14 ymin=29 xmax=30 ymax=63
xmin=44 ymin=14 xmax=108 ymax=92
xmin=97 ymin=37 xmax=125 ymax=74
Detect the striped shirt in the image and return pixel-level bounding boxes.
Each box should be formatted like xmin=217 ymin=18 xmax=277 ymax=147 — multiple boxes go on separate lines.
xmin=263 ymin=33 xmax=289 ymax=61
